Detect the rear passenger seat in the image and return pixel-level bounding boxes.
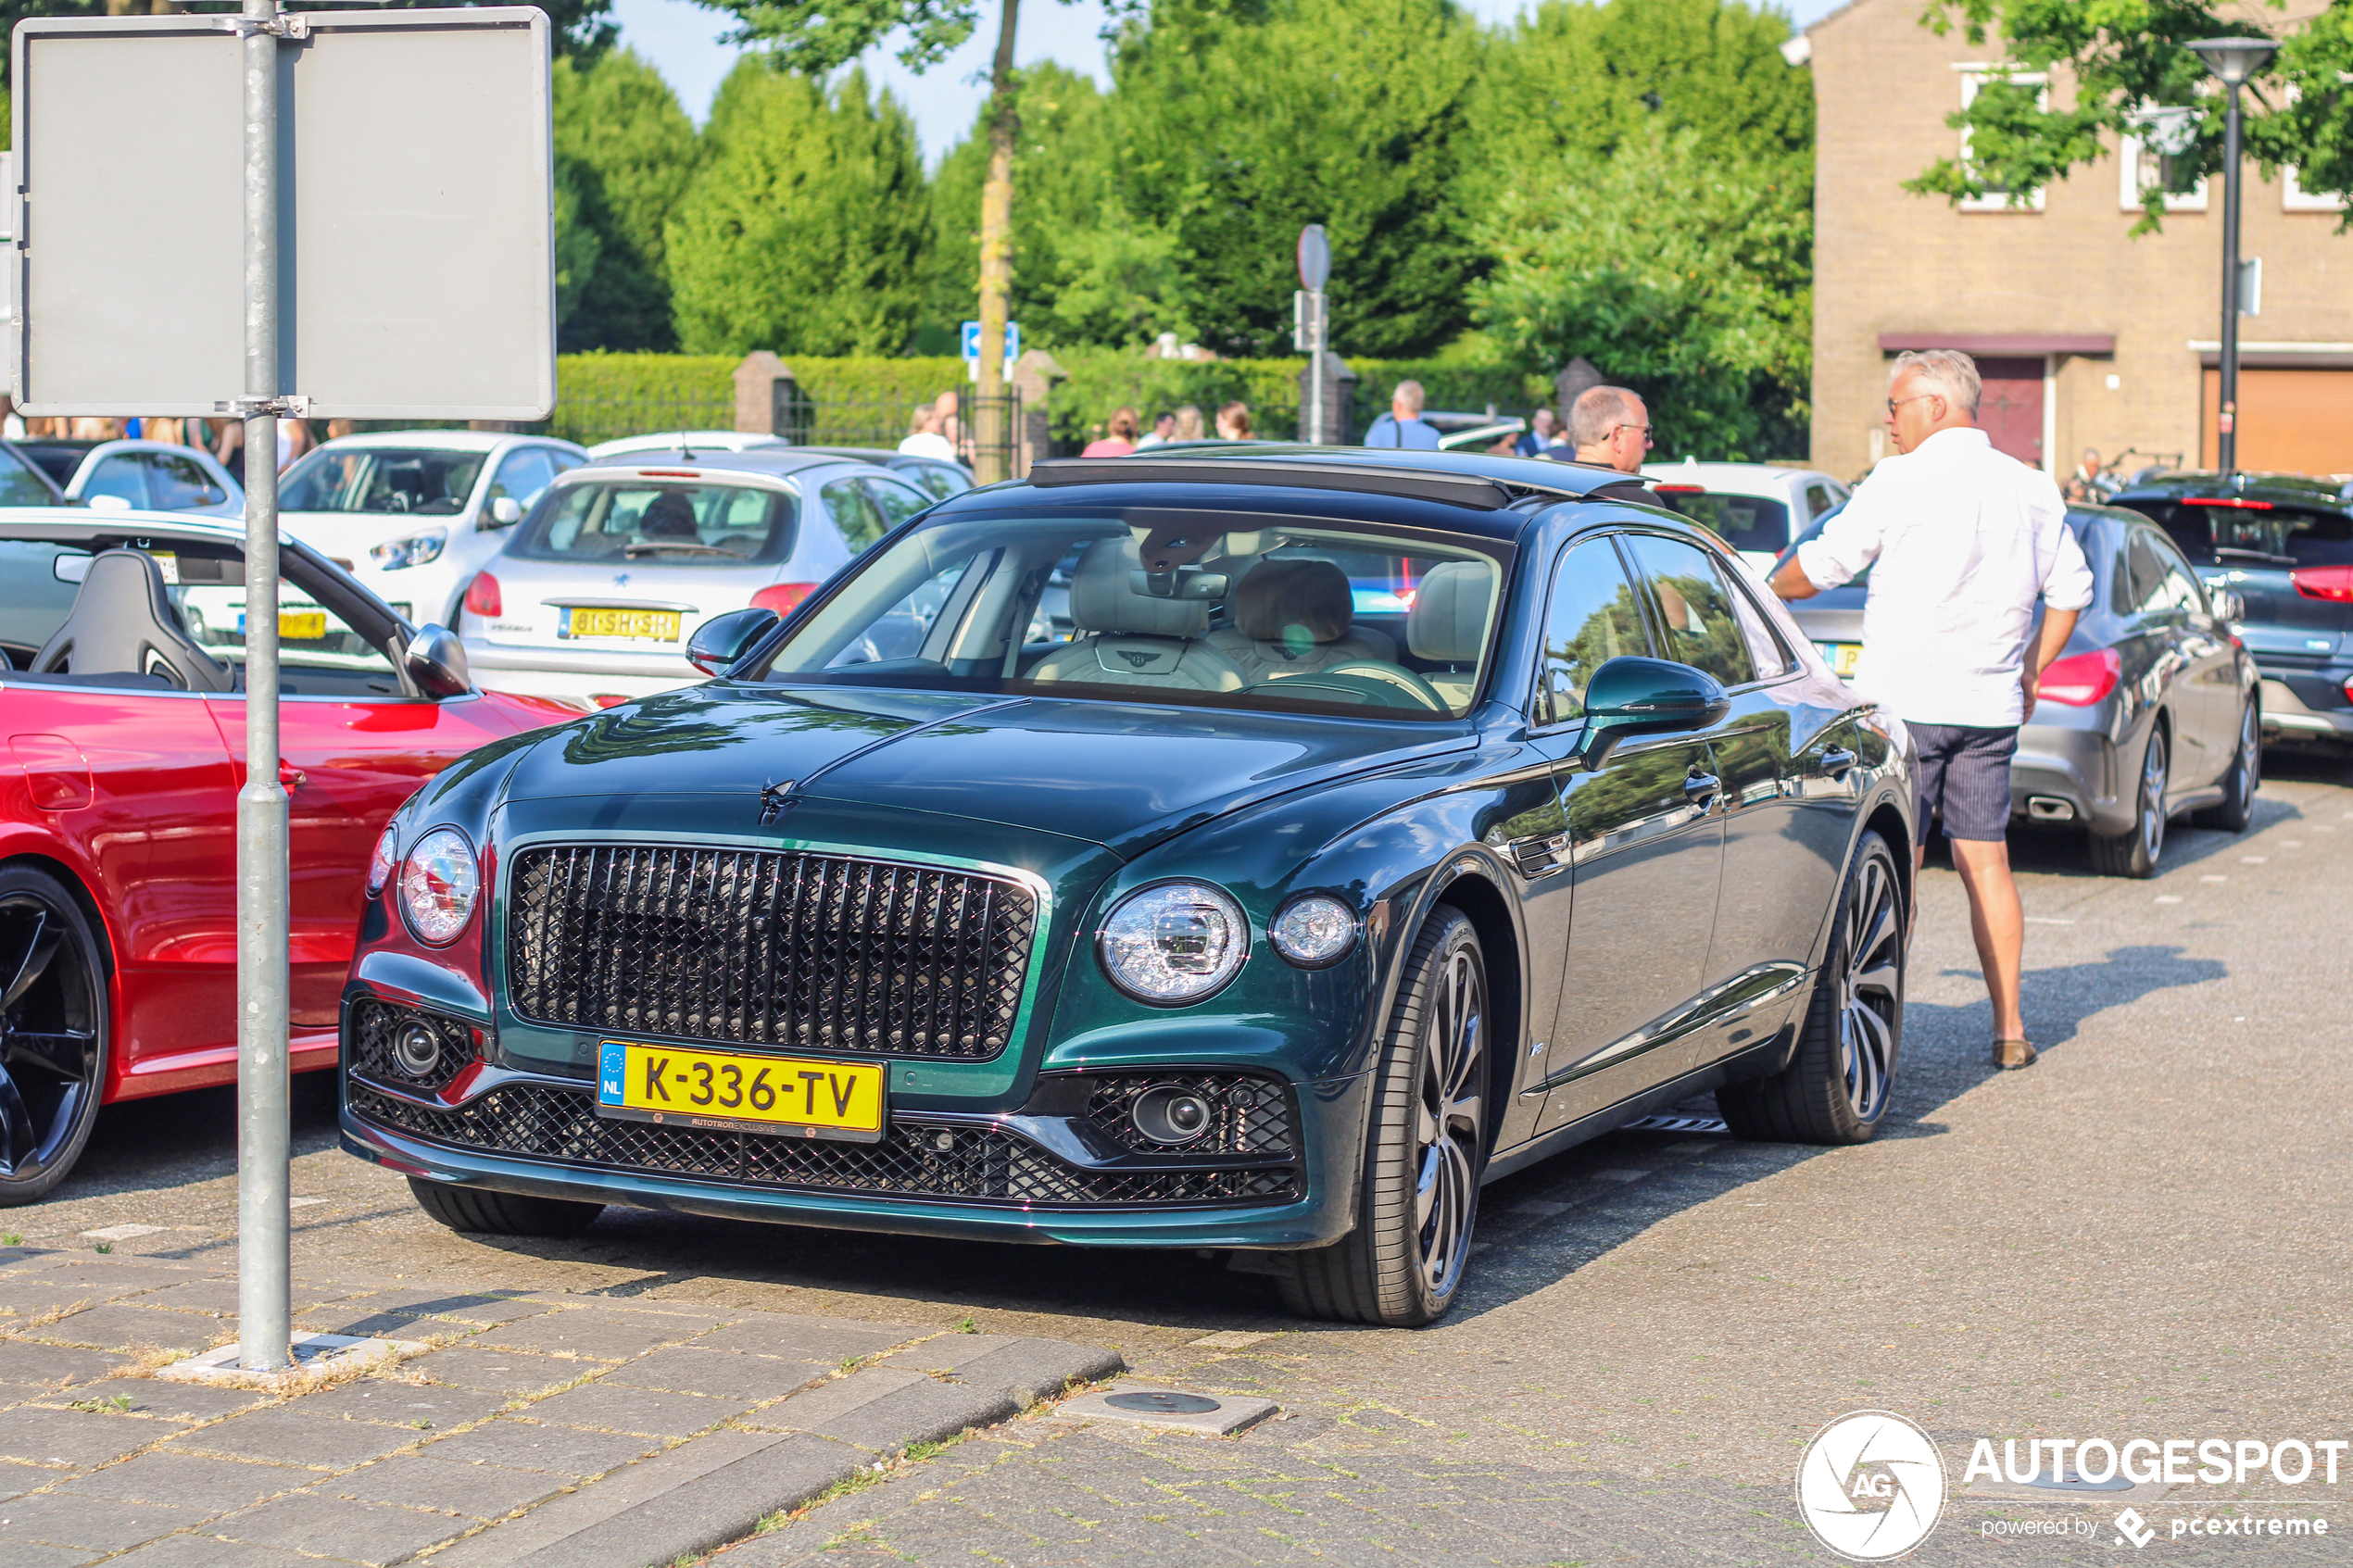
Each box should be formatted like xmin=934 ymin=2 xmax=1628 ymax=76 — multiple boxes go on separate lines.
xmin=1205 ymin=558 xmax=1397 ymax=684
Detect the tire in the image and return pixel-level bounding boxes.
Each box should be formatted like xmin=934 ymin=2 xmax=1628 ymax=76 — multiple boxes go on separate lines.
xmin=1717 ymin=830 xmax=1903 ymax=1146
xmin=2089 ymin=721 xmax=2169 ymax=878
xmin=0 ymin=865 xmax=110 ymax=1206
xmin=2191 ymin=699 xmax=2259 ymax=833
xmin=407 ymin=1176 xmax=604 ymax=1237
xmin=1279 ymin=909 xmax=1489 ymax=1327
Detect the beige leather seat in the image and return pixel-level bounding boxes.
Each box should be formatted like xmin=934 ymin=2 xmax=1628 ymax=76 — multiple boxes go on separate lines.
xmin=1026 ymin=537 xmax=1247 ymax=692
xmin=1205 ymin=558 xmax=1399 ymax=684
xmin=1405 ymin=559 xmax=1493 ymax=711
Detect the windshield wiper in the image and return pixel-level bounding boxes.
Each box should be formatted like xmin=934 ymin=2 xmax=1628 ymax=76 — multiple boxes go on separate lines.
xmin=2213 ymin=546 xmax=2297 ymax=568
xmin=623 ymin=539 xmax=736 ymax=557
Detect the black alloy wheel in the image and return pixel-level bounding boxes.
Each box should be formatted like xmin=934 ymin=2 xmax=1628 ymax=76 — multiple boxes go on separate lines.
xmin=2091 ymin=722 xmax=2170 ymax=878
xmin=1281 ymin=908 xmax=1489 ymax=1326
xmin=1718 ymin=829 xmax=1904 ymax=1146
xmin=2192 ymin=699 xmax=2260 ymax=833
xmin=0 ymin=866 xmax=108 ymax=1205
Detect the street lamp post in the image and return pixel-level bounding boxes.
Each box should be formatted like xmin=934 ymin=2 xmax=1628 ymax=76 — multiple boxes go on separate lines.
xmin=2188 ymin=36 xmax=2278 ymax=473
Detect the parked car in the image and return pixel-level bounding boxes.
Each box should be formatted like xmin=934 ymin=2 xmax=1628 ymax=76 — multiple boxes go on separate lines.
xmin=343 ymin=447 xmax=1915 ymax=1327
xmin=274 ymin=431 xmax=590 ymax=631
xmin=0 ymin=509 xmax=581 ymax=1201
xmin=1642 ymin=460 xmax=1852 ymax=571
xmin=2108 ymin=471 xmax=2353 ymax=751
xmin=1773 ymin=504 xmax=2259 ymax=875
xmin=0 ymin=440 xmax=67 ymax=506
xmin=455 ymin=449 xmax=937 ymax=706
xmin=584 ymin=433 xmax=974 ymax=502
xmin=787 ymin=447 xmax=974 ymax=501
xmin=585 ymin=432 xmax=783 ymax=460
xmin=13 ymin=437 xmax=245 ymax=518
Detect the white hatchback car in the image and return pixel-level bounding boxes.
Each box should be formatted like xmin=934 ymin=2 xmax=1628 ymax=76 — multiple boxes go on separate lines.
xmin=274 ymin=431 xmax=590 ymax=628
xmin=456 ymin=448 xmax=935 ymax=705
xmin=14 ymin=437 xmax=246 ymax=517
xmin=1640 ymin=459 xmax=1852 ymax=571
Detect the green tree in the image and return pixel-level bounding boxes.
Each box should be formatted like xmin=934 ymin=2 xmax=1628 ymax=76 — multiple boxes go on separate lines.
xmin=1110 ymin=0 xmax=1483 ymax=358
xmin=1472 ymin=124 xmax=1810 ymax=459
xmin=1906 ymin=0 xmax=2353 ymax=232
xmin=926 ymin=63 xmax=1190 ymax=347
xmin=664 ymin=62 xmax=931 ymax=355
xmin=553 ymin=49 xmax=698 ymax=349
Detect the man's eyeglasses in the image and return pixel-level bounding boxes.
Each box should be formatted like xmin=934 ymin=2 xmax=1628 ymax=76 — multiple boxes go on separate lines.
xmin=1610 ymin=422 xmax=1655 ymax=446
xmin=1886 ymin=392 xmax=1939 ymax=416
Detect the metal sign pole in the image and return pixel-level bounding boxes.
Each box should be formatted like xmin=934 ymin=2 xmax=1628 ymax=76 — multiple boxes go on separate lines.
xmin=235 ymin=0 xmax=292 ymax=1374
xmin=1296 ymin=225 xmax=1330 ymax=445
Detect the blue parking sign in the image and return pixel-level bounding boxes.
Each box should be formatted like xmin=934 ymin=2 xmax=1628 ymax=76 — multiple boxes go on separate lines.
xmin=960 ymin=320 xmax=1019 ymax=364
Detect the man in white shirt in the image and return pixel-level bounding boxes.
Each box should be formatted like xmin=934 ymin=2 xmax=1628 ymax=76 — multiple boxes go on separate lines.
xmin=1771 ymin=349 xmax=2095 ymax=1072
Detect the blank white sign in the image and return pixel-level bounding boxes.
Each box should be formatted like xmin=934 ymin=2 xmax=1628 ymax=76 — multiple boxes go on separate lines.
xmin=11 ymin=8 xmax=554 ymax=419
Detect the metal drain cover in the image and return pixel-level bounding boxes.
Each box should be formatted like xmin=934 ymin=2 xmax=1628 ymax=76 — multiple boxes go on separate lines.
xmin=1107 ymin=1390 xmax=1222 ymax=1414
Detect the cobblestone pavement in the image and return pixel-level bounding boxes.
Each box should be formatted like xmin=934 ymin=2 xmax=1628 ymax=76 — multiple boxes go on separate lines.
xmin=5 ymin=760 xmax=2350 ymax=1565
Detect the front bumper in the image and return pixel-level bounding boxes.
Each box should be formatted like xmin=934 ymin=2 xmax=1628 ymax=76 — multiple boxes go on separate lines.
xmin=340 ymin=1058 xmax=1370 ymax=1249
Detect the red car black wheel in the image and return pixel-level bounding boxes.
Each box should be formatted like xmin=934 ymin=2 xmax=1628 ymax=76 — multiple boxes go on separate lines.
xmin=0 ymin=866 xmax=108 ymax=1204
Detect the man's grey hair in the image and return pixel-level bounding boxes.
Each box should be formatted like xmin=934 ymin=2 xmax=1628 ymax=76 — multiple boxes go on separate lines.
xmin=1391 ymin=379 xmax=1426 ymax=415
xmin=1569 ymin=384 xmax=1643 ymax=448
xmin=1891 ymin=348 xmax=1982 ymax=415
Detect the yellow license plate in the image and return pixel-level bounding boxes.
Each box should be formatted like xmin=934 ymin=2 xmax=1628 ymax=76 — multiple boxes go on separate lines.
xmin=595 ymin=1041 xmax=886 ymax=1143
xmin=1817 ymin=641 xmax=1862 ymax=677
xmin=281 ymin=609 xmax=327 ymax=640
xmin=564 ymin=607 xmax=682 ymax=642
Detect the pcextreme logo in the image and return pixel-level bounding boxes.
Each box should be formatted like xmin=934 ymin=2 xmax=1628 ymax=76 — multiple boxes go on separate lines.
xmin=1796 ymin=1411 xmax=1948 ymax=1561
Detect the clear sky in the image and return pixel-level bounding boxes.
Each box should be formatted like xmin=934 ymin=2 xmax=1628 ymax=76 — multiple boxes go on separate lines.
xmin=609 ymin=0 xmax=1846 ymax=162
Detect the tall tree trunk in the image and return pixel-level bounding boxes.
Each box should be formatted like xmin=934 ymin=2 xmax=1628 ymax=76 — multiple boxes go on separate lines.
xmin=973 ymin=0 xmax=1019 ymax=483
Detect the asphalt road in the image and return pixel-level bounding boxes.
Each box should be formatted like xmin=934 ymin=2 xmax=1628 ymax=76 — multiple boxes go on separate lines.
xmin=12 ymin=753 xmax=2353 ymax=1566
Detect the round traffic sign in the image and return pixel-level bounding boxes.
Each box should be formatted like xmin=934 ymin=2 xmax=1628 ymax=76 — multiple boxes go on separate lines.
xmin=1297 ymin=224 xmax=1329 ymax=291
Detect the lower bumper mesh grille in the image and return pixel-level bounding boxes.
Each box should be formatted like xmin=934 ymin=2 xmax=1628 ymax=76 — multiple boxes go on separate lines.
xmin=349 ymin=1081 xmax=1299 ymax=1209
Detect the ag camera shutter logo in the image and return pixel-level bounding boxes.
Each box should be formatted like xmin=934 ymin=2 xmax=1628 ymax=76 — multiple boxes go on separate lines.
xmin=1796 ymin=1410 xmax=1947 ymax=1560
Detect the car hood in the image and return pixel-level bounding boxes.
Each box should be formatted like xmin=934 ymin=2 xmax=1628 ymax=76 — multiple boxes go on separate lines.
xmin=497 ymin=682 xmax=1475 ymax=859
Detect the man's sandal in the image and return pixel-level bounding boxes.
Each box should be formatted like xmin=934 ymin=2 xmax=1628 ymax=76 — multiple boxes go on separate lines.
xmin=1991 ymin=1038 xmax=2037 ymax=1071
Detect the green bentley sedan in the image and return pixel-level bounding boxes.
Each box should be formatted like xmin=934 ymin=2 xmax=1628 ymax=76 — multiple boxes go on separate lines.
xmin=341 ymin=449 xmax=1914 ymax=1325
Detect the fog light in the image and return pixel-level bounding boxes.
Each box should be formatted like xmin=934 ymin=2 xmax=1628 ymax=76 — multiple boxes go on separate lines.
xmin=1132 ymin=1085 xmax=1214 ymax=1144
xmin=392 ymin=1020 xmax=443 ymax=1079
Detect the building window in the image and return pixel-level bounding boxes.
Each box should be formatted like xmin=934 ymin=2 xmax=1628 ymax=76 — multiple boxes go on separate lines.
xmin=2284 ymin=165 xmax=2347 ymax=212
xmin=2119 ymin=108 xmax=2208 ymax=212
xmin=1957 ymin=69 xmax=2049 ymax=212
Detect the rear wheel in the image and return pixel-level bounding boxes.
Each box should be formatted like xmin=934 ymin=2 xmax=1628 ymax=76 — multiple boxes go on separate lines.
xmin=408 ymin=1176 xmax=604 ymax=1237
xmin=0 ymin=866 xmax=108 ymax=1207
xmin=1718 ymin=830 xmax=1903 ymax=1146
xmin=2090 ymin=722 xmax=2169 ymax=878
xmin=2191 ymin=699 xmax=2259 ymax=833
xmin=1280 ymin=909 xmax=1488 ymax=1326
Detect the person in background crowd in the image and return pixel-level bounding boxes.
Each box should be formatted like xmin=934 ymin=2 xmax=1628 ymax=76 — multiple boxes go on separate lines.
xmin=69 ymin=417 xmax=124 ymax=441
xmin=1516 ymin=408 xmax=1558 ymax=458
xmin=1362 ymin=380 xmax=1440 ymax=449
xmin=1215 ymin=402 xmax=1253 ymax=440
xmin=1549 ymin=385 xmax=1650 ymax=473
xmin=2063 ymin=446 xmax=2102 ymax=503
xmin=326 ymin=419 xmax=359 ymax=442
xmin=212 ymin=418 xmax=315 ymax=473
xmin=1172 ymin=405 xmax=1205 ymax=442
xmin=899 ymin=405 xmax=957 ymax=462
xmin=1082 ymin=407 xmax=1141 ymax=458
xmin=932 ymin=388 xmax=968 ymax=464
xmin=1135 ymin=411 xmax=1176 ymax=449
xmin=1769 ymin=348 xmax=2094 ymax=1073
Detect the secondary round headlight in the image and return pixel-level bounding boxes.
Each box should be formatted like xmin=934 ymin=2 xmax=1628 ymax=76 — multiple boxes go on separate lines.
xmin=365 ymin=820 xmax=400 ymax=897
xmin=1269 ymin=894 xmax=1358 ymax=967
xmin=400 ymin=827 xmax=479 ymax=945
xmin=1097 ymin=882 xmax=1248 ymax=1004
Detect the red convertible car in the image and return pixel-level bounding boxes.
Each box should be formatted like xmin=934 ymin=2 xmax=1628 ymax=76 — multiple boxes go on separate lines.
xmin=1 ymin=509 xmax=577 ymax=1201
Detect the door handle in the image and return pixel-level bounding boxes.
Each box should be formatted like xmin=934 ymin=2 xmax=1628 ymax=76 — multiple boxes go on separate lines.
xmin=1683 ymin=772 xmax=1720 ymax=809
xmin=1820 ymin=747 xmax=1856 ymax=778
xmin=277 ymin=760 xmax=306 ymax=789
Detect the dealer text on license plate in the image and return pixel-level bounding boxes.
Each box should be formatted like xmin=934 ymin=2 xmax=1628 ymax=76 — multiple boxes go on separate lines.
xmin=1815 ymin=641 xmax=1862 ymax=678
xmin=596 ymin=1042 xmax=886 ymax=1142
xmin=563 ymin=607 xmax=682 ymax=642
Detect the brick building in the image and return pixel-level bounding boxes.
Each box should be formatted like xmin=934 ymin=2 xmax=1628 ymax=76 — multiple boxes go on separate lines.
xmin=1796 ymin=0 xmax=2353 ymax=482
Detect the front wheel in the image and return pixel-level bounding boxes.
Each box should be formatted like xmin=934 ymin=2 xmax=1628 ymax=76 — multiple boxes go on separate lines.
xmin=1718 ymin=830 xmax=1904 ymax=1146
xmin=2191 ymin=699 xmax=2259 ymax=833
xmin=1280 ymin=909 xmax=1489 ymax=1326
xmin=2090 ymin=722 xmax=2169 ymax=877
xmin=0 ymin=866 xmax=109 ymax=1206
xmin=408 ymin=1176 xmax=604 ymax=1237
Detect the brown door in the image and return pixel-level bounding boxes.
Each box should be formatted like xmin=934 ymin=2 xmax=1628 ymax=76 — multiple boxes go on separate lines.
xmin=1974 ymin=357 xmax=2047 ymax=467
xmin=2201 ymin=367 xmax=2353 ymax=473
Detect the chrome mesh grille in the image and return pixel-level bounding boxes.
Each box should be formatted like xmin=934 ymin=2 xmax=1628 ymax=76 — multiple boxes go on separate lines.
xmin=348 ymin=1083 xmax=1299 ymax=1208
xmin=506 ymin=845 xmax=1036 ymax=1060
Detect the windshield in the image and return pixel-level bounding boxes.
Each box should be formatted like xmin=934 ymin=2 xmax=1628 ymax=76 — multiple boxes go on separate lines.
xmin=1654 ymin=491 xmax=1789 ymax=557
xmin=508 ymin=479 xmax=799 ymax=565
xmin=2121 ymin=498 xmax=2353 ymax=568
xmin=750 ymin=510 xmax=1507 ymax=720
xmin=0 ymin=445 xmax=57 ymax=506
xmin=281 ymin=447 xmax=485 ymax=515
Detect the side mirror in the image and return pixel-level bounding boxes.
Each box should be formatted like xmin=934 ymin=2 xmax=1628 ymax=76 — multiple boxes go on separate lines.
xmin=1576 ymin=656 xmax=1730 ymax=771
xmin=2209 ymin=587 xmax=2245 ymax=623
xmin=488 ymin=496 xmax=524 ymax=527
xmin=405 ymin=623 xmax=472 ymax=698
xmin=686 ymin=607 xmax=780 ymax=676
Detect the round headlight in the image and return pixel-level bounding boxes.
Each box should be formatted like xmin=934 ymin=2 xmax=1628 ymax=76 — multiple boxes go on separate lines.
xmin=400 ymin=827 xmax=479 ymax=945
xmin=1097 ymin=882 xmax=1248 ymax=1004
xmin=365 ymin=820 xmax=400 ymax=897
xmin=1269 ymin=894 xmax=1358 ymax=967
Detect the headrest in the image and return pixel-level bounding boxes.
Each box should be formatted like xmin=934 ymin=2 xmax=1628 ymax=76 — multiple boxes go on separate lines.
xmin=640 ymin=491 xmax=699 ymax=537
xmin=1407 ymin=560 xmax=1492 ymax=663
xmin=33 ymin=547 xmax=234 ymax=692
xmin=1231 ymin=558 xmax=1352 ymax=644
xmin=1067 ymin=536 xmax=1213 ymax=638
